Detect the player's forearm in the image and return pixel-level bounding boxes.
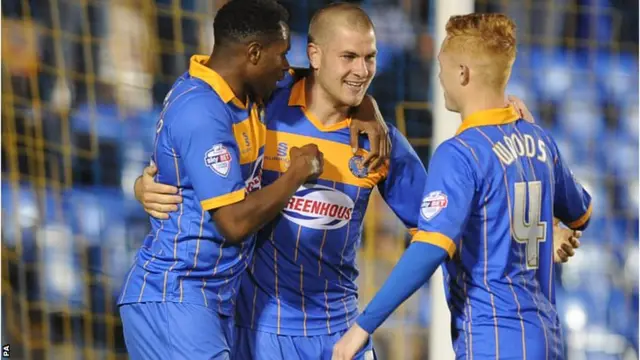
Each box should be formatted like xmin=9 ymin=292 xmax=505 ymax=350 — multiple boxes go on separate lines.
xmin=211 ymin=170 xmax=305 ymax=244
xmin=356 ymin=242 xmax=447 ymax=333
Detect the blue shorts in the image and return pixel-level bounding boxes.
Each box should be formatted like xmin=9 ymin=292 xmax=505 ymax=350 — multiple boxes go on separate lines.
xmin=120 ymin=302 xmax=234 ymax=360
xmin=232 ymin=326 xmax=376 ymax=360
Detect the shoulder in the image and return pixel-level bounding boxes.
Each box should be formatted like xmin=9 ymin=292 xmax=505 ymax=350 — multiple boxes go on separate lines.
xmin=387 ymin=124 xmax=415 ymax=155
xmin=430 ymin=138 xmax=480 ymax=180
xmin=163 ymin=87 xmax=230 ymax=127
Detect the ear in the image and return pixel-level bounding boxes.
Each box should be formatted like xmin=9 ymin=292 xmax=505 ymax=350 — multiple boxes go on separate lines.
xmin=459 ymin=64 xmax=470 ymax=86
xmin=248 ymin=42 xmax=262 ymax=65
xmin=307 ymin=43 xmax=321 ymax=70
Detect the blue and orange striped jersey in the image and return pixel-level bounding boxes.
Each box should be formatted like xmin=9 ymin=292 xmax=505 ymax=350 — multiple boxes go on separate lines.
xmin=413 ymin=106 xmax=592 ymax=359
xmin=235 ymin=78 xmax=427 ymax=336
xmin=118 ymin=55 xmax=265 ymax=316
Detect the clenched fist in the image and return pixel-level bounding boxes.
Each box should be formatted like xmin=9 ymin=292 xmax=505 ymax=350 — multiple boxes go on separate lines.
xmin=288 ymin=144 xmax=324 ymax=182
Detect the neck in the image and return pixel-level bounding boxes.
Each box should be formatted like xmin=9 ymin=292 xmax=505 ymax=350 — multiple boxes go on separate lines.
xmin=305 ymin=75 xmax=351 ymax=126
xmin=206 ymin=50 xmax=247 ymax=101
xmin=459 ymin=87 xmax=506 ymax=121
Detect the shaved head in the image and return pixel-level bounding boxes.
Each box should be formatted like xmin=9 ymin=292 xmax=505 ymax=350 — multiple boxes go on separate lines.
xmin=306 ymin=2 xmax=377 ymax=108
xmin=308 ymin=2 xmax=374 ymax=45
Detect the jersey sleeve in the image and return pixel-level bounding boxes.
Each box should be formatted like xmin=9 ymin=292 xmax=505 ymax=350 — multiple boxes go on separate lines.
xmin=377 ymin=125 xmax=427 ymax=235
xmin=550 ymin=139 xmax=592 ymax=230
xmin=169 ymin=97 xmax=246 ymax=211
xmin=411 ymin=140 xmax=477 ymax=259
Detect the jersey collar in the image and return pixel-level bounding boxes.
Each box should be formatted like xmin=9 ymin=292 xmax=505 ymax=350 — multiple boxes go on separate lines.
xmin=288 ymin=78 xmax=351 ymax=132
xmin=188 ymin=55 xmax=247 ymax=109
xmin=455 ymin=105 xmax=520 ymax=135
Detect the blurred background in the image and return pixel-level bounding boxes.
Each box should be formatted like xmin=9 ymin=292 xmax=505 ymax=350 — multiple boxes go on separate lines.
xmin=1 ymin=0 xmax=638 ymax=359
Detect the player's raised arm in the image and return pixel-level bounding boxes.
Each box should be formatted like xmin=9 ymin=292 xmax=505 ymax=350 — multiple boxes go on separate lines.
xmin=211 ymin=144 xmax=322 ymax=243
xmin=169 ymin=99 xmax=322 ymax=244
xmin=332 ymin=141 xmax=477 ymax=359
xmin=376 ymin=124 xmax=427 ymax=234
xmin=549 ymin=138 xmax=593 ymax=231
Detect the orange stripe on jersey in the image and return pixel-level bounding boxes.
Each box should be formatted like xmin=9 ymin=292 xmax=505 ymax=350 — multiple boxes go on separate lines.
xmin=200 ymin=189 xmax=245 ymax=210
xmin=455 ymin=105 xmax=519 ymax=136
xmin=288 ymin=78 xmax=351 ymax=132
xmin=263 ymin=131 xmax=388 ymax=188
xmin=408 ymin=228 xmax=418 ymax=236
xmin=411 ymin=230 xmax=457 ymax=259
xmin=232 ymin=107 xmax=266 ymax=165
xmin=189 ymin=55 xmax=247 ymax=109
xmin=567 ymin=202 xmax=592 ymax=229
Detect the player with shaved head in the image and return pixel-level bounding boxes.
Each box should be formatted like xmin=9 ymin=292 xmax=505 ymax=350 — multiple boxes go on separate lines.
xmin=137 ymin=3 xmax=423 ymax=359
xmin=305 ymin=3 xmax=378 ymax=109
xmin=332 ymin=13 xmax=591 ymax=360
xmin=230 ymin=4 xmax=403 ymax=359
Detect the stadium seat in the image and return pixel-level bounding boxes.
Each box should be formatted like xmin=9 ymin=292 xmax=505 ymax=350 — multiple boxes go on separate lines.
xmin=557 ymin=86 xmax=606 ymax=142
xmin=594 ymin=50 xmax=639 ymax=106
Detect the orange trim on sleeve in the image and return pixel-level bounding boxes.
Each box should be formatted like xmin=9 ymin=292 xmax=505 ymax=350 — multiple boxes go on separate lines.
xmin=411 ymin=230 xmax=457 ymax=259
xmin=567 ymin=202 xmax=593 ymax=230
xmin=200 ymin=189 xmax=245 ymax=211
xmin=407 ymin=228 xmax=418 ymax=237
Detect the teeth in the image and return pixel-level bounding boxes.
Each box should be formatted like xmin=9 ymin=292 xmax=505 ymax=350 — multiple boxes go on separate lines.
xmin=345 ymin=81 xmax=363 ymax=87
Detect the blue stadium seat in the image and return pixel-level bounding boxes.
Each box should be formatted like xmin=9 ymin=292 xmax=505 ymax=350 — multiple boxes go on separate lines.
xmin=68 ymin=187 xmax=131 ymax=301
xmin=619 ymin=101 xmax=639 ymax=140
xmin=618 ymin=181 xmax=639 ymax=216
xmin=530 ymin=47 xmax=574 ymax=102
xmin=32 ymin=187 xmax=86 ymax=311
xmin=594 ymin=50 xmax=639 ymax=106
xmin=506 ymin=77 xmax=539 ymax=106
xmin=603 ymin=132 xmax=638 ymax=180
xmin=557 ymin=85 xmax=606 ymax=142
xmin=70 ymin=103 xmax=125 ymax=142
xmin=1 ymin=181 xmax=39 ymax=262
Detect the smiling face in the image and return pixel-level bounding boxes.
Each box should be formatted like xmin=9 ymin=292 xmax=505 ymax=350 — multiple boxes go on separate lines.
xmin=307 ymin=4 xmax=377 ymax=108
xmin=312 ymin=26 xmax=376 ymax=107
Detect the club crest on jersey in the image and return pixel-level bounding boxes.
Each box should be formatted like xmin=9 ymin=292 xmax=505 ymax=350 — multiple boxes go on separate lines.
xmin=282 ymin=184 xmax=354 ymax=230
xmin=420 ymin=191 xmax=448 ymax=220
xmin=348 ymin=155 xmax=368 ymax=178
xmin=205 ymin=144 xmax=232 ymax=177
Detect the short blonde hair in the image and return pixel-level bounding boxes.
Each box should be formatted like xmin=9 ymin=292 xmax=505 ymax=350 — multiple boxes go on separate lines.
xmin=443 ymin=13 xmax=516 ymax=89
xmin=308 ymin=3 xmax=374 ymax=45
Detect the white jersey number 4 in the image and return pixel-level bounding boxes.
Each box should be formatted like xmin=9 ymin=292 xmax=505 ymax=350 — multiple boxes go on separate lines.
xmin=513 ymin=181 xmax=548 ymax=269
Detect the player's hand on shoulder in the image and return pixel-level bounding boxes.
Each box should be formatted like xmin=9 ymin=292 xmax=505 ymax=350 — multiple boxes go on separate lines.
xmin=507 ymin=95 xmax=535 ymax=124
xmin=135 ymin=162 xmax=182 ymax=220
xmin=350 ymin=95 xmax=391 ymax=171
xmin=332 ymin=323 xmax=369 ymax=360
xmin=553 ymin=220 xmax=582 ymax=263
xmin=288 ymin=144 xmax=324 ymax=183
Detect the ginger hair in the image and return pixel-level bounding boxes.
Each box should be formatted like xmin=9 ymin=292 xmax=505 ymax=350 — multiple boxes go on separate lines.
xmin=443 ymin=13 xmax=516 ymax=90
